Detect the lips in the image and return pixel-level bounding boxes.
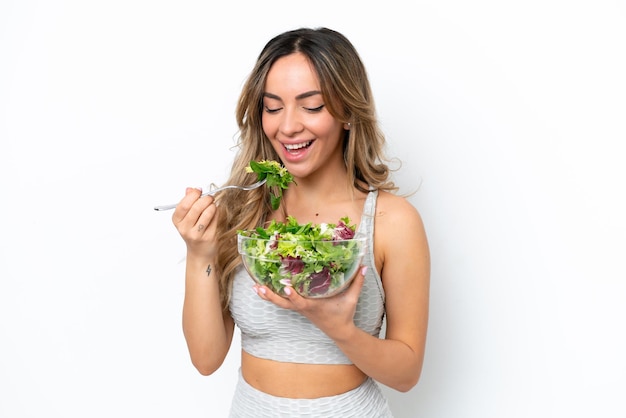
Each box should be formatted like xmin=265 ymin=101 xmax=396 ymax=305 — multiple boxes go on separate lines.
xmin=284 ymin=140 xmax=313 ymax=152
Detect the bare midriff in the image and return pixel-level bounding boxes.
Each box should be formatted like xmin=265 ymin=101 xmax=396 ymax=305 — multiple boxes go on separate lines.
xmin=241 ymin=350 xmax=367 ymax=398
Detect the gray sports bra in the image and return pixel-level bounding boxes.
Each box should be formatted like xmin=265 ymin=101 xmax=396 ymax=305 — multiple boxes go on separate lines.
xmin=229 ymin=190 xmax=385 ymax=365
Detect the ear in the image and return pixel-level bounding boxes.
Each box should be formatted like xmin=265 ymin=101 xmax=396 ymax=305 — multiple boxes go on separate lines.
xmin=344 ymin=122 xmax=352 ymax=130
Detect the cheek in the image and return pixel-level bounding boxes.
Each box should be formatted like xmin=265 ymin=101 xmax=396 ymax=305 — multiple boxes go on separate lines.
xmin=261 ymin=113 xmax=277 ymax=138
xmin=312 ymin=114 xmax=343 ymax=137
xmin=315 ymin=120 xmax=344 ymax=141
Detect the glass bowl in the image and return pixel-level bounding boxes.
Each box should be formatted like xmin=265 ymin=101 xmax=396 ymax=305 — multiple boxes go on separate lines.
xmin=237 ymin=234 xmax=367 ymax=298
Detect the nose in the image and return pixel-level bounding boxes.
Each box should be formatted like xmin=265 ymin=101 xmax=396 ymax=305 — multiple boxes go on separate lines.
xmin=278 ymin=108 xmax=304 ymax=136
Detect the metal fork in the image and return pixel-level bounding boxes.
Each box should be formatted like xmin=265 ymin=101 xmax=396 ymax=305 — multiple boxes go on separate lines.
xmin=153 ymin=178 xmax=267 ymax=211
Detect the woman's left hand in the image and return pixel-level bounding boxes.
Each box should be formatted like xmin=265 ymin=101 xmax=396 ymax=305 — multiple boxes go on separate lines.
xmin=252 ymin=266 xmax=368 ymax=340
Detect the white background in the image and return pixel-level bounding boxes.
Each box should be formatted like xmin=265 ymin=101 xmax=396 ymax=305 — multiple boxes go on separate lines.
xmin=1 ymin=1 xmax=625 ymax=417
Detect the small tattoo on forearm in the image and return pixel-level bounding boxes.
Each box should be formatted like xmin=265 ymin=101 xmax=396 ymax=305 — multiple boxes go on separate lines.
xmin=206 ymin=264 xmax=212 ymax=276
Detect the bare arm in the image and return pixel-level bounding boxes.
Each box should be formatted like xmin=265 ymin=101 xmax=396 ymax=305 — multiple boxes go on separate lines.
xmin=332 ymin=197 xmax=430 ymax=391
xmin=174 ymin=188 xmax=235 ymax=375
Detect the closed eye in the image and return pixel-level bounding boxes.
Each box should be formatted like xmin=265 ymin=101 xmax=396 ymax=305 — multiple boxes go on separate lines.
xmin=304 ymin=104 xmax=325 ymax=112
xmin=264 ymin=106 xmax=282 ymax=114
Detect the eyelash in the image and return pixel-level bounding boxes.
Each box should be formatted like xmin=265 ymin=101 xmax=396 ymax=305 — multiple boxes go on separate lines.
xmin=263 ymin=104 xmax=325 ymax=114
xmin=305 ymin=104 xmax=325 ymax=112
xmin=264 ymin=106 xmax=281 ymax=114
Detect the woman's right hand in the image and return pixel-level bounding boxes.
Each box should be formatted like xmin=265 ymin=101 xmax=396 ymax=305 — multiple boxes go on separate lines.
xmin=172 ymin=187 xmax=219 ymax=260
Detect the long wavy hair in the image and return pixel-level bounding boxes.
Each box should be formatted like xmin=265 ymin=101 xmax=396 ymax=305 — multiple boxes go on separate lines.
xmin=214 ymin=27 xmax=398 ymax=310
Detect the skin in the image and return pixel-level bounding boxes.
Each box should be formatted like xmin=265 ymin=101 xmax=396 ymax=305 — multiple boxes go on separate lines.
xmin=173 ymin=52 xmax=430 ymax=397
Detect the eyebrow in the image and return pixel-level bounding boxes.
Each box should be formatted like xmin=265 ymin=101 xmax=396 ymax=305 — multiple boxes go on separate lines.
xmin=263 ymin=90 xmax=322 ymax=101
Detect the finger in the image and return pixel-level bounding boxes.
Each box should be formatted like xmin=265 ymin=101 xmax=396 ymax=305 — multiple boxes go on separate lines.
xmin=253 ymin=285 xmax=295 ymax=309
xmin=281 ymin=285 xmax=302 ymax=303
xmin=176 ymin=192 xmax=215 ymax=230
xmin=195 ymin=202 xmax=217 ymax=234
xmin=342 ymin=265 xmax=366 ymax=299
xmin=281 ymin=285 xmax=314 ymax=312
xmin=172 ymin=187 xmax=202 ymax=224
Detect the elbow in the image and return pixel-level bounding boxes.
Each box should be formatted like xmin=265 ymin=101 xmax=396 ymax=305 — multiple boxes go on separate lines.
xmin=394 ymin=377 xmax=419 ymax=393
xmin=390 ymin=363 xmax=423 ymax=393
xmin=190 ymin=355 xmax=225 ymax=376
xmin=185 ymin=338 xmax=231 ymax=376
xmin=193 ymin=360 xmax=220 ymax=376
xmin=196 ymin=368 xmax=215 ymax=377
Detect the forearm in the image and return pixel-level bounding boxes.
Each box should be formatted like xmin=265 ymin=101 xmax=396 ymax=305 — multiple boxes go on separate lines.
xmin=182 ymin=255 xmax=233 ymax=375
xmin=333 ymin=326 xmax=423 ymax=392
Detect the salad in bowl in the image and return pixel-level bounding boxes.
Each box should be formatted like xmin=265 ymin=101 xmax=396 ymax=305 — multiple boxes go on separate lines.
xmin=238 ymin=216 xmax=366 ymax=298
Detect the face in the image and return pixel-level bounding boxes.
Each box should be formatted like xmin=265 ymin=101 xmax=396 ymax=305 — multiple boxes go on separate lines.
xmin=262 ymin=52 xmax=349 ymax=179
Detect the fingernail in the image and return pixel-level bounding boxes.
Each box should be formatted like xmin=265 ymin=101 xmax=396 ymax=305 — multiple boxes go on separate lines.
xmin=252 ymin=286 xmax=259 ymax=295
xmin=360 ymin=266 xmax=368 ymax=276
xmin=259 ymin=287 xmax=267 ymax=295
xmin=283 ymin=286 xmax=292 ymax=296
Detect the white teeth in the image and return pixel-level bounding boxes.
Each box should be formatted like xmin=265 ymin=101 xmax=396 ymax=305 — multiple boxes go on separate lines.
xmin=284 ymin=141 xmax=312 ymax=150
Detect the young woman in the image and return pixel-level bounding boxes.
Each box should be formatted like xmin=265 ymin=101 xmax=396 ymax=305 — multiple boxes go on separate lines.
xmin=171 ymin=27 xmax=430 ymax=417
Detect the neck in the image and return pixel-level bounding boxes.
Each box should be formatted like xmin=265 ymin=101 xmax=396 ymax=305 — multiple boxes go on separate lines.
xmin=288 ymin=170 xmax=352 ymax=201
xmin=276 ymin=172 xmax=367 ymax=225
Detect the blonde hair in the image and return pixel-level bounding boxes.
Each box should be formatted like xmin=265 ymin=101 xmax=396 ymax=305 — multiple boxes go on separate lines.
xmin=214 ymin=27 xmax=398 ymax=309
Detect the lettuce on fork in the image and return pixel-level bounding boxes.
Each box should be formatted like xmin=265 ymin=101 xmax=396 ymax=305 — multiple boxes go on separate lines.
xmin=246 ymin=160 xmax=295 ymax=210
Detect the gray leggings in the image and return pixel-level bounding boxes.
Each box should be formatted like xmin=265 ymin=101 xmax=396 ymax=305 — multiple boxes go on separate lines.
xmin=228 ymin=369 xmax=394 ymax=417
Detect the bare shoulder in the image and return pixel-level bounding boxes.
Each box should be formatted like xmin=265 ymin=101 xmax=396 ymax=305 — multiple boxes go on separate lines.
xmin=373 ymin=190 xmax=429 ymax=271
xmin=374 ymin=191 xmax=425 ymax=233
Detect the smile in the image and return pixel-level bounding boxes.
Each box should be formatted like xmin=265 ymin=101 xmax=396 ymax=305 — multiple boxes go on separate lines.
xmin=284 ymin=140 xmax=313 ymax=151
